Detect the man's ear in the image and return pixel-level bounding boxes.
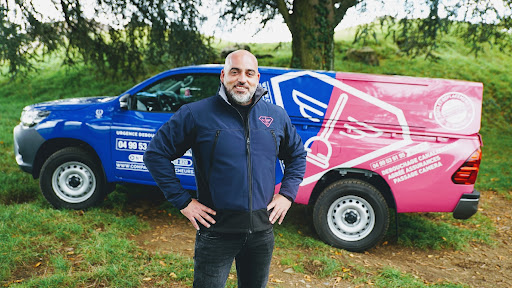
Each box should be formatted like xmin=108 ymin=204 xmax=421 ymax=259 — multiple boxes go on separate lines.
xmin=220 ymin=69 xmax=225 ymax=82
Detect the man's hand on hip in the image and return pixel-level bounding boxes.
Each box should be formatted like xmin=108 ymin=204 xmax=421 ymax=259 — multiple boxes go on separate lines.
xmin=181 ymin=199 xmax=216 ymax=230
xmin=267 ymin=194 xmax=292 ymax=225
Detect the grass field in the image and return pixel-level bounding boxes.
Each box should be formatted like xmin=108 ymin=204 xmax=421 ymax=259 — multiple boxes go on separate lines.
xmin=0 ymin=28 xmax=511 ymax=287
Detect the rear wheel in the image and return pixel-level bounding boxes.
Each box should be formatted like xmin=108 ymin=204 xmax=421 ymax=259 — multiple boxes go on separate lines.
xmin=313 ymin=179 xmax=389 ymax=252
xmin=40 ymin=147 xmax=106 ymax=209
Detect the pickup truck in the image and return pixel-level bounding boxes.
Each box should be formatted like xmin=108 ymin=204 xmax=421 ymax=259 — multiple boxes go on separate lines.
xmin=13 ymin=65 xmax=483 ymax=251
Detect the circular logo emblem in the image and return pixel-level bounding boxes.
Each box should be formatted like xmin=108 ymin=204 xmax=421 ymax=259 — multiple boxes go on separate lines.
xmin=434 ymin=92 xmax=474 ymax=131
xmin=95 ymin=109 xmax=104 ymax=119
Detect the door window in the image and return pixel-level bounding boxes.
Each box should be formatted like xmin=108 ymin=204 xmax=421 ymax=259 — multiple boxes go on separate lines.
xmin=132 ymin=73 xmax=220 ymax=112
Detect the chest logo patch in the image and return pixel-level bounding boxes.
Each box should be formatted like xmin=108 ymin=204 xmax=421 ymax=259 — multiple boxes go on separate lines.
xmin=259 ymin=116 xmax=273 ymax=127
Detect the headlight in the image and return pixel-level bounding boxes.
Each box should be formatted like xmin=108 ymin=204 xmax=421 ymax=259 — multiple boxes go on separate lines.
xmin=20 ymin=107 xmax=50 ymax=127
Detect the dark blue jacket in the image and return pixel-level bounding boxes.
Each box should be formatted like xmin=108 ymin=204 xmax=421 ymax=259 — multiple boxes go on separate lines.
xmin=144 ymin=84 xmax=307 ymax=233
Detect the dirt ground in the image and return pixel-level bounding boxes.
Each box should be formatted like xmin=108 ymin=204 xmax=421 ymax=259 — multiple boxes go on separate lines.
xmin=130 ymin=191 xmax=512 ymax=287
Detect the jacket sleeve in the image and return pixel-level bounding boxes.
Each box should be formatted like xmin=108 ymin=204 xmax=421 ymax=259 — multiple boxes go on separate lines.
xmin=143 ymin=105 xmax=196 ymax=210
xmin=278 ymin=111 xmax=307 ymax=201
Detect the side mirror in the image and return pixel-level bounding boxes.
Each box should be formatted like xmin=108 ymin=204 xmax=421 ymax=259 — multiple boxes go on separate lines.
xmin=119 ymin=94 xmax=130 ymax=109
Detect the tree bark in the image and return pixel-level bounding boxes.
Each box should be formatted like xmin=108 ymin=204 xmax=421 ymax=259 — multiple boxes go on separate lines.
xmin=282 ymin=0 xmax=358 ymax=70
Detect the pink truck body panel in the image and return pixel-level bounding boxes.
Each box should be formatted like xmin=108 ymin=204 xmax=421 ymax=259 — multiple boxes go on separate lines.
xmin=269 ymin=70 xmax=483 ymax=214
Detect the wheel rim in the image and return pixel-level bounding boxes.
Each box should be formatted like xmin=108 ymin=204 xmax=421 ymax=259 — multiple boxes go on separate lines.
xmin=327 ymin=195 xmax=375 ymax=242
xmin=51 ymin=161 xmax=96 ymax=203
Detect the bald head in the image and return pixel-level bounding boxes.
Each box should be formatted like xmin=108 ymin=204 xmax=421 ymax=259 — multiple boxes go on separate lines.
xmin=224 ymin=50 xmax=259 ymax=70
xmin=220 ymin=50 xmax=260 ymax=106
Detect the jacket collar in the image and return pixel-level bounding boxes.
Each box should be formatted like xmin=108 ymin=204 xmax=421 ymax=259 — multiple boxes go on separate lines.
xmin=218 ymin=82 xmax=267 ymax=107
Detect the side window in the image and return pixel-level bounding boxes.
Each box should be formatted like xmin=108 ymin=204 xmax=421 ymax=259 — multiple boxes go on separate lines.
xmin=132 ymin=73 xmax=220 ymax=112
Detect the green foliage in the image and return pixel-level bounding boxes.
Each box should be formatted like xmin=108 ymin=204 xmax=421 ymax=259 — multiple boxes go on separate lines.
xmin=222 ymin=1 xmax=511 ymax=70
xmin=476 ymin=128 xmax=512 ymax=195
xmin=374 ymin=268 xmax=468 ymax=287
xmin=393 ymin=212 xmax=493 ymax=250
xmin=0 ymin=203 xmax=146 ymax=285
xmin=0 ymin=0 xmax=216 ymax=79
xmin=0 ymin=7 xmax=36 ymax=77
xmin=355 ymin=1 xmax=512 ymax=60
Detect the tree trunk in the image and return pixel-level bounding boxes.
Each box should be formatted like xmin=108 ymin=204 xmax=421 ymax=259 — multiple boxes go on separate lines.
xmin=289 ymin=0 xmax=335 ymax=70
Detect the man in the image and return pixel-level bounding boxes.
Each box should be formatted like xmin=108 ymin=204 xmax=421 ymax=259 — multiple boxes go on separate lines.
xmin=143 ymin=50 xmax=307 ymax=287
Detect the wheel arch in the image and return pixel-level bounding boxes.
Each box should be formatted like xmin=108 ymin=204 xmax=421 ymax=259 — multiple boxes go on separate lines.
xmin=308 ymin=168 xmax=396 ymax=210
xmin=33 ymin=138 xmax=103 ymax=180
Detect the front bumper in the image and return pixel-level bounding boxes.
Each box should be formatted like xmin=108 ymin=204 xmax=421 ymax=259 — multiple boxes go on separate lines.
xmin=453 ymin=190 xmax=480 ymax=219
xmin=13 ymin=124 xmax=45 ymax=175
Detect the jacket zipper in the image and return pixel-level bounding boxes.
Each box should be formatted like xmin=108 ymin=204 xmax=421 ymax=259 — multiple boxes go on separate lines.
xmin=231 ymin=106 xmax=253 ymax=233
xmin=270 ymin=130 xmax=278 ymax=194
xmin=246 ymin=94 xmax=265 ymax=233
xmin=207 ymin=130 xmax=221 ymax=183
xmin=226 ymin=92 xmax=266 ymax=234
xmin=246 ymin=119 xmax=253 ymax=233
xmin=270 ymin=130 xmax=278 ymax=157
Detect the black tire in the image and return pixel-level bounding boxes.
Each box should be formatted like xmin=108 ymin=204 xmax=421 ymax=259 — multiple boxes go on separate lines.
xmin=312 ymin=179 xmax=389 ymax=252
xmin=39 ymin=147 xmax=106 ymax=209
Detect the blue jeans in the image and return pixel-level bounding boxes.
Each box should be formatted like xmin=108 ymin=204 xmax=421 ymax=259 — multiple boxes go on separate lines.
xmin=193 ymin=228 xmax=274 ymax=288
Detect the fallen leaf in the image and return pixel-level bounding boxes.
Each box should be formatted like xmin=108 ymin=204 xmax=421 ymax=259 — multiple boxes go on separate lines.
xmin=143 ymin=277 xmax=152 ymax=281
xmin=169 ymin=272 xmax=177 ymax=278
xmin=34 ymin=262 xmax=42 ymax=268
xmin=283 ymin=268 xmax=294 ymax=274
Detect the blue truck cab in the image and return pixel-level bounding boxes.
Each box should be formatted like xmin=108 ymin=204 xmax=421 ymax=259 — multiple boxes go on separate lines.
xmin=14 ymin=66 xmax=224 ymax=208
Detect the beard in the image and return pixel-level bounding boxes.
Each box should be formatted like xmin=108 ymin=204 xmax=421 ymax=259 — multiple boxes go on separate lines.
xmin=225 ymin=82 xmax=256 ymax=106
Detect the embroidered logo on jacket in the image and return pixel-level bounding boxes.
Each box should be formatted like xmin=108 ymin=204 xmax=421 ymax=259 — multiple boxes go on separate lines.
xmin=259 ymin=116 xmax=273 ymax=127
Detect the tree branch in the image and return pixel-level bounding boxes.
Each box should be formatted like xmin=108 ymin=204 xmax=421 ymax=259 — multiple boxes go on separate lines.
xmin=334 ymin=0 xmax=360 ymax=25
xmin=275 ymin=0 xmax=292 ymax=29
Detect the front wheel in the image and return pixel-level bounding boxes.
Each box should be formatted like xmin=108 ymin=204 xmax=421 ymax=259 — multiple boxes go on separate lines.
xmin=40 ymin=147 xmax=106 ymax=209
xmin=312 ymin=179 xmax=389 ymax=252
